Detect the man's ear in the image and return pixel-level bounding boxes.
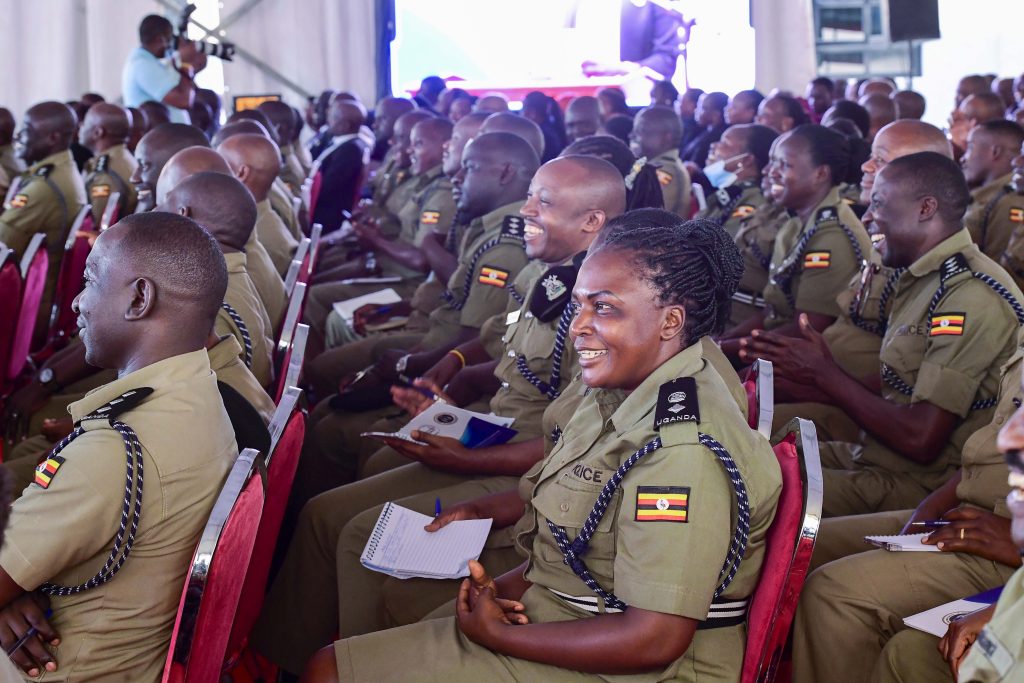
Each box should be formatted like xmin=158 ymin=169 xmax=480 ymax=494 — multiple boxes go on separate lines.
xmin=236 ymin=164 xmax=252 ymax=183
xmin=177 ymin=206 xmax=191 ymax=218
xmin=125 ymin=277 xmax=156 ymax=321
xmin=582 ymin=209 xmax=607 ymax=235
xmin=661 ymin=305 xmax=686 ymax=342
xmin=919 ymin=195 xmax=940 ymax=222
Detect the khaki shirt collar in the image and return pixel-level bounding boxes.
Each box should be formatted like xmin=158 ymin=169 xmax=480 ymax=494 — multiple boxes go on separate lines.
xmin=801 ymin=186 xmax=842 ymax=229
xmin=69 ymin=349 xmax=211 ymax=421
xmin=28 ymin=149 xmax=74 ymax=175
xmin=480 ymin=200 xmax=526 ymax=235
xmin=655 ymin=148 xmax=681 ymax=164
xmin=208 ymin=335 xmax=244 ymax=372
xmin=972 ymin=172 xmax=1015 ymax=200
xmin=255 ymin=198 xmax=273 ymax=218
xmin=907 ymin=228 xmax=975 ymax=279
xmin=224 ymin=250 xmax=248 ymax=272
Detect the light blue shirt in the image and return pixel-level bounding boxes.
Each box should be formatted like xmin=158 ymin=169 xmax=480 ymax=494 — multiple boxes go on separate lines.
xmin=121 ymin=46 xmax=189 ymax=124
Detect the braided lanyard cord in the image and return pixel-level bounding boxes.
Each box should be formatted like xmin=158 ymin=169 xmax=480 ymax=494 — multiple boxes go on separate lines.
xmin=848 ymin=267 xmax=906 ymax=336
xmin=546 ymin=433 xmax=751 ymax=611
xmin=514 ymin=303 xmax=573 ymax=400
xmin=39 ymin=420 xmax=145 ymax=596
xmin=508 ymin=284 xmax=526 ymax=307
xmin=221 ymin=302 xmax=253 ymax=368
xmin=441 ymin=236 xmax=501 ymax=311
xmin=775 ymin=222 xmax=864 ymax=309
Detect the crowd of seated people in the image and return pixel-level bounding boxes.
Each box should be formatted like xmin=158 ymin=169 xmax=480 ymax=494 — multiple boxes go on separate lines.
xmin=0 ymin=26 xmax=1024 ymax=680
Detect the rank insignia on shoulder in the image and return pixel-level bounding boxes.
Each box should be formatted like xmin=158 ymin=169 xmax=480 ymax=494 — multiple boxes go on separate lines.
xmin=815 ymin=207 xmax=837 ymax=223
xmin=803 ymin=251 xmax=831 ymax=269
xmin=82 ymin=387 xmax=155 ymax=421
xmin=501 ymin=215 xmax=526 ymax=241
xmin=940 ymin=253 xmax=971 ymax=283
xmin=655 ymin=377 xmax=699 ymax=429
xmin=8 ymin=194 xmax=28 ymax=209
xmin=530 ymin=263 xmax=578 ymax=321
xmin=34 ymin=455 xmax=66 ymax=489
xmin=478 ymin=265 xmax=509 ymax=288
xmin=635 ymin=486 xmax=689 ymax=522
xmin=656 ymin=168 xmax=673 ymax=186
xmin=34 ymin=164 xmax=53 ymax=178
xmin=90 ymin=184 xmax=111 ymax=199
xmin=1010 ymin=207 xmax=1024 ymax=223
xmin=731 ymin=204 xmax=755 ymax=219
xmin=930 ymin=312 xmax=965 ymax=336
xmin=95 ymin=154 xmax=110 ymax=173
xmin=420 ymin=210 xmax=441 ymax=225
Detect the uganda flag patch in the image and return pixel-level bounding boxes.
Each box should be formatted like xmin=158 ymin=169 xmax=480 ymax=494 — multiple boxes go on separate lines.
xmin=656 ymin=168 xmax=673 ymax=186
xmin=34 ymin=455 xmax=65 ymax=489
xmin=90 ymin=184 xmax=110 ymax=199
xmin=420 ymin=210 xmax=440 ymax=225
xmin=930 ymin=312 xmax=965 ymax=336
xmin=9 ymin=194 xmax=28 ymax=209
xmin=731 ymin=204 xmax=755 ymax=219
xmin=635 ymin=486 xmax=689 ymax=522
xmin=478 ymin=265 xmax=509 ymax=288
xmin=1010 ymin=207 xmax=1024 ymax=224
xmin=803 ymin=251 xmax=831 ymax=269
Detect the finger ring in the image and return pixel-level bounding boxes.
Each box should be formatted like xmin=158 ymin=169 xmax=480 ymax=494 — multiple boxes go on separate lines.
xmin=960 ymin=528 xmax=965 ymax=540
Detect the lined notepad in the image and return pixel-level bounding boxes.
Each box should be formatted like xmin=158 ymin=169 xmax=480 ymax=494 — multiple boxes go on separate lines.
xmin=864 ymin=533 xmax=941 ymax=552
xmin=360 ymin=502 xmax=493 ymax=579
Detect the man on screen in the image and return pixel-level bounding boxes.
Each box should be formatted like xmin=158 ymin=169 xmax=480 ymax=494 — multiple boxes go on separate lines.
xmin=577 ymin=0 xmax=684 ymax=82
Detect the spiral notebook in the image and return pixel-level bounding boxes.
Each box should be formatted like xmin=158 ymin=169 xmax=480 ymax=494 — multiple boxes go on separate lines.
xmin=864 ymin=533 xmax=941 ymax=552
xmin=360 ymin=502 xmax=493 ymax=580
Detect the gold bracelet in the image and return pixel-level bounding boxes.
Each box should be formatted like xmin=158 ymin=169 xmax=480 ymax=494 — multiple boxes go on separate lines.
xmin=448 ymin=349 xmax=467 ymax=368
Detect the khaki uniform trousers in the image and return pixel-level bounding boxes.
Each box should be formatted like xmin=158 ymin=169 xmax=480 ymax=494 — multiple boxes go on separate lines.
xmin=791 ymin=547 xmax=1014 ymax=683
xmin=872 ymin=629 xmax=953 ymax=683
xmin=305 ymin=331 xmax=425 ymax=400
xmin=251 ymin=465 xmax=520 ymax=674
xmin=303 ymin=279 xmax=421 ymax=343
xmin=819 ymin=442 xmax=939 ymax=517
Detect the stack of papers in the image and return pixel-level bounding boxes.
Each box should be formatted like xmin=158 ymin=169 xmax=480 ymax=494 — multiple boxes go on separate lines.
xmin=362 ymin=402 xmax=517 ymax=448
xmin=904 ymin=587 xmax=1004 ymax=637
xmin=864 ymin=533 xmax=942 ymax=552
xmin=331 ymin=288 xmax=402 ymax=324
xmin=360 ymin=502 xmax=493 ymax=579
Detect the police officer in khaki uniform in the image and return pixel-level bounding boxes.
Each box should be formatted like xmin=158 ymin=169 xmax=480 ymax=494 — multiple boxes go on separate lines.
xmin=1 ymin=101 xmax=87 ymax=338
xmin=297 ymin=218 xmax=781 ymax=683
xmin=0 ymin=212 xmax=236 ymax=680
xmin=629 ymin=105 xmax=691 ymax=217
xmin=257 ymin=99 xmax=307 ymax=196
xmin=163 ymin=172 xmax=276 ymax=387
xmin=743 ymin=153 xmax=1023 ymax=519
xmin=792 ymin=329 xmax=1024 ymax=683
xmin=79 ymin=103 xmax=139 ymax=224
xmin=0 ymin=107 xmax=25 ymax=196
xmin=697 ymin=123 xmax=776 ymax=237
xmin=1002 ymin=139 xmax=1024 ymax=284
xmin=962 ymin=120 xmax=1024 ymax=262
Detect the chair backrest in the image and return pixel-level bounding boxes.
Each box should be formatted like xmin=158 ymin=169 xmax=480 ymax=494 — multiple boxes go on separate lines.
xmin=0 ymin=246 xmax=23 ymax=386
xmin=743 ymin=359 xmax=775 ymax=438
xmin=741 ymin=418 xmax=823 ymax=683
xmin=307 ymin=222 xmax=322 ymax=278
xmin=295 ymin=237 xmax=312 ymax=287
xmin=99 ymin=191 xmax=121 ymax=230
xmin=9 ymin=234 xmax=48 ymax=380
xmin=162 ymin=449 xmax=265 ymax=683
xmin=48 ymin=206 xmax=94 ymax=344
xmin=274 ymin=323 xmax=308 ymax=404
xmin=308 ymin=170 xmax=323 ymax=218
xmin=275 ymin=281 xmax=307 ymax=361
xmin=283 ymin=258 xmax=302 ymax=297
xmin=224 ymin=398 xmax=305 ymax=669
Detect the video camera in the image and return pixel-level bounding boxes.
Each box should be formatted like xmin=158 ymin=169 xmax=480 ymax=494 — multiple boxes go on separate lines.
xmin=174 ymin=3 xmax=236 ymax=62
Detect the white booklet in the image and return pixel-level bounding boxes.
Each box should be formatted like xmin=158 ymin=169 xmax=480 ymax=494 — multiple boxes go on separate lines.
xmin=331 ymin=288 xmax=402 ymax=324
xmin=361 ymin=401 xmax=516 ymax=447
xmin=904 ymin=586 xmax=1003 ymax=637
xmin=360 ymin=502 xmax=493 ymax=580
xmin=864 ymin=533 xmax=942 ymax=552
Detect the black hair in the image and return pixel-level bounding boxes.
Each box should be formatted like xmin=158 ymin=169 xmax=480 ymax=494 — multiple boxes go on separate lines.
xmin=139 ymin=14 xmax=173 ymax=44
xmin=596 ymin=213 xmax=743 ymax=343
xmin=979 ymin=119 xmax=1024 ymax=150
xmin=703 ymin=92 xmax=729 ymax=113
xmin=562 ymin=135 xmax=664 ymax=211
xmin=826 ymin=100 xmax=870 ymax=138
xmin=420 ymin=76 xmax=447 ymax=97
xmin=811 ymin=76 xmax=834 ymax=90
xmin=788 ymin=124 xmax=851 ymax=187
xmin=652 ymin=80 xmax=679 ymax=103
xmin=735 ymin=89 xmax=766 ymax=112
xmin=884 ymin=151 xmax=971 ymax=224
xmin=773 ymin=94 xmax=809 ymax=127
xmin=682 ymin=88 xmax=704 ymax=105
xmin=825 ymin=118 xmax=870 ymax=184
xmin=603 ymin=114 xmax=633 ymax=145
xmin=598 ymin=88 xmax=630 ymax=117
xmin=740 ymin=124 xmax=779 ymax=172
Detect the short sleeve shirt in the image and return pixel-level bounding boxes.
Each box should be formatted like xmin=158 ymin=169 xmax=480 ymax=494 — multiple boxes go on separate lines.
xmin=697 ymin=181 xmax=766 ymax=238
xmin=121 ymin=46 xmax=188 ymax=123
xmin=958 ymin=564 xmax=1024 ymax=682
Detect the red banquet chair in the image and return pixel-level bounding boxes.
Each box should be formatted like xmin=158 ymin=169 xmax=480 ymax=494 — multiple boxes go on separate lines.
xmin=0 ymin=245 xmax=24 ymax=393
xmin=743 ymin=358 xmax=775 ymax=438
xmin=98 ymin=190 xmax=121 ymax=231
xmin=44 ymin=205 xmax=93 ymax=351
xmin=223 ymin=389 xmax=305 ymax=678
xmin=274 ymin=323 xmax=308 ymax=404
xmin=8 ymin=234 xmax=48 ymax=385
xmin=296 ymin=237 xmax=313 ymax=288
xmin=284 ymin=239 xmax=310 ymax=296
xmin=306 ymin=171 xmax=323 ymax=219
xmin=162 ymin=448 xmax=265 ymax=683
xmin=307 ymin=222 xmax=322 ymax=279
xmin=741 ymin=418 xmax=824 ymax=683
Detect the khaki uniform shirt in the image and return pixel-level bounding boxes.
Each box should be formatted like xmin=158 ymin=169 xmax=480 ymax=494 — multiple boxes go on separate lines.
xmin=0 ymin=149 xmax=87 ymax=335
xmin=954 ymin=329 xmax=1024 ymax=517
xmin=0 ymin=350 xmax=236 ymax=681
xmin=209 ymin=334 xmax=276 ymax=424
xmin=762 ymin=187 xmax=870 ymax=329
xmin=958 ymin=564 xmax=1024 ymax=682
xmin=697 ymin=181 xmax=766 ymax=238
xmin=514 ymin=339 xmax=781 ymax=682
xmin=269 ymin=179 xmax=302 ymax=243
xmin=291 ymin=140 xmax=312 ymax=177
xmin=83 ymin=143 xmax=138 ymax=224
xmin=421 ymin=201 xmax=529 ymax=349
xmin=216 ymin=251 xmax=275 ymax=387
xmin=379 ymin=165 xmax=456 ymax=280
xmin=652 ymin=148 xmax=692 ymax=218
xmin=0 ymin=143 xmax=24 ymax=195
xmin=371 ymin=172 xmax=418 ymax=240
xmin=857 ymin=229 xmax=1023 ymax=491
xmin=255 ymin=198 xmax=299 ymax=276
xmin=244 ymin=226 xmax=288 ymax=332
xmin=966 ymin=173 xmax=1024 ymax=262
xmin=730 ymin=202 xmax=793 ymax=326
xmin=368 ymin=150 xmax=401 ymax=203
xmin=280 ymin=145 xmax=306 ymax=198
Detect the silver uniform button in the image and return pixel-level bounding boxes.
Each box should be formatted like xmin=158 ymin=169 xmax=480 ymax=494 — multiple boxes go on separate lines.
xmin=501 ymin=381 xmax=510 ymax=389
xmin=508 ymin=350 xmax=516 ymax=358
xmin=525 ymin=312 xmax=534 ymax=319
xmin=559 ymin=502 xmax=570 ymax=512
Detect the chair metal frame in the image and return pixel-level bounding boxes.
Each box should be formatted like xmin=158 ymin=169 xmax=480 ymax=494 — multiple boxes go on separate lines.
xmin=307 ymin=222 xmax=322 ymax=279
xmin=275 ymin=281 xmax=307 ymax=359
xmin=284 ymin=237 xmax=310 ymax=296
xmin=46 ymin=206 xmax=93 ymax=344
xmin=10 ymin=234 xmax=48 ymax=379
xmin=746 ymin=358 xmax=775 ymax=438
xmin=266 ymin=386 xmax=301 ymax=459
xmin=99 ymin=190 xmax=121 ymax=231
xmin=274 ymin=324 xmax=307 ymax=405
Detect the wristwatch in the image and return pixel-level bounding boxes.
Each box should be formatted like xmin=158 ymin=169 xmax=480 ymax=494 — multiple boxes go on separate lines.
xmin=395 ymin=354 xmax=411 ymax=374
xmin=38 ymin=367 xmax=59 ymax=391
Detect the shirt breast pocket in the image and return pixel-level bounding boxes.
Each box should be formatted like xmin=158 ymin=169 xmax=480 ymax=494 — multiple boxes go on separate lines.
xmin=883 ymin=324 xmax=928 ymax=385
xmin=533 ymin=472 xmax=618 ymax=571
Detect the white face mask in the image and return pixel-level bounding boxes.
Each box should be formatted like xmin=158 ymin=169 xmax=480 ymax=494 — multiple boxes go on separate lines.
xmin=703 ymin=153 xmax=746 ymax=189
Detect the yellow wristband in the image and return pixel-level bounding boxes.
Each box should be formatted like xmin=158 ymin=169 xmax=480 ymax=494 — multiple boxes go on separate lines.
xmin=448 ymin=349 xmax=467 ymax=369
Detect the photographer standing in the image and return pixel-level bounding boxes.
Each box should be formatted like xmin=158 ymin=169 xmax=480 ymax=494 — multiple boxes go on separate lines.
xmin=122 ymin=15 xmax=206 ymax=125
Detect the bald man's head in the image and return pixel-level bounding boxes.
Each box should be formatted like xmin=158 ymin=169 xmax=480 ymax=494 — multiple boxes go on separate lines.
xmin=454 ymin=131 xmax=539 ymax=221
xmin=0 ymin=108 xmax=15 ymax=146
xmin=474 ymin=94 xmax=509 ymax=114
xmin=372 ymin=97 xmax=416 ymax=142
xmin=327 ymin=99 xmax=366 ymax=137
xmin=140 ymin=101 xmax=171 ymax=129
xmin=391 ymin=110 xmax=434 ymax=168
xmin=127 ymin=107 xmax=147 ymax=152
xmin=960 ymin=92 xmax=1006 ymax=125
xmin=133 ymin=123 xmax=211 ymax=200
xmin=479 ymin=112 xmax=544 ymax=159
xmin=16 ymin=101 xmax=77 ymax=163
xmin=859 ymin=119 xmax=952 ymax=203
xmin=156 ymin=146 xmax=231 ymax=206
xmin=211 ymin=120 xmax=272 ymax=147
xmin=163 ymin=171 xmax=257 ymax=251
xmin=629 ymin=106 xmax=682 ymax=158
xmin=409 ymin=117 xmax=453 ymax=175
xmin=79 ymin=103 xmax=130 ymax=153
xmin=443 ymin=112 xmax=488 ymax=177
xmin=228 ymin=109 xmax=278 ymax=145
xmin=565 ymin=96 xmax=601 ymax=143
xmin=956 ymin=75 xmax=990 ymax=108
xmin=257 ymin=100 xmax=297 ymax=147
xmin=859 ymin=78 xmax=896 ymax=98
xmin=217 ymin=133 xmax=282 ymax=201
xmin=859 ymin=93 xmax=897 ymax=140
xmin=962 ymin=120 xmax=1024 ymax=189
xmin=892 ymin=90 xmax=926 ymax=120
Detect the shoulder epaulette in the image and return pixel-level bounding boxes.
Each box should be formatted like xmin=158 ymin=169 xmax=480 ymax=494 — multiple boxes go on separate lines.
xmin=500 ymin=215 xmax=526 ymax=243
xmin=34 ymin=164 xmax=54 ymax=178
xmin=655 ymin=377 xmax=700 ymax=430
xmin=815 ymin=206 xmax=839 ymax=225
xmin=95 ymin=154 xmax=110 ymax=173
xmin=80 ymin=387 xmax=155 ymax=422
xmin=939 ymin=253 xmax=972 ymax=284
